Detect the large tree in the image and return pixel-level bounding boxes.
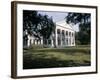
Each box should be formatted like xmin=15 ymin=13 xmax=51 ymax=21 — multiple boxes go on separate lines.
xmin=23 ymin=10 xmax=42 ymax=38
xmin=23 ymin=10 xmax=56 ymax=45
xmin=65 ymin=13 xmax=91 ymax=45
xmin=38 ymin=15 xmax=56 ymax=45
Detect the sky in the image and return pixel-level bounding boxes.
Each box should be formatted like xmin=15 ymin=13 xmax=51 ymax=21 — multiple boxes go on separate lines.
xmin=38 ymin=11 xmax=68 ymax=22
xmin=38 ymin=11 xmax=79 ymax=32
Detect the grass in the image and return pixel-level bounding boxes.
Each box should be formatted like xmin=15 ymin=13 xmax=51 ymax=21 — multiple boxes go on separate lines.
xmin=23 ymin=45 xmax=91 ymax=69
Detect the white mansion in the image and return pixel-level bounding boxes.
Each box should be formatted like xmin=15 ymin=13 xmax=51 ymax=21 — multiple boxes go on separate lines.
xmin=23 ymin=20 xmax=75 ymax=48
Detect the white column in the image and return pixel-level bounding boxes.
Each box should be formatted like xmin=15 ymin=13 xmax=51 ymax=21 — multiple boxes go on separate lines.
xmin=27 ymin=39 xmax=30 ymax=47
xmin=51 ymin=33 xmax=54 ymax=47
xmin=41 ymin=39 xmax=43 ymax=45
xmin=38 ymin=40 xmax=41 ymax=45
xmin=51 ymin=39 xmax=53 ymax=47
xmin=31 ymin=36 xmax=34 ymax=45
xmin=51 ymin=36 xmax=53 ymax=47
xmin=27 ymin=35 xmax=30 ymax=47
xmin=35 ymin=40 xmax=37 ymax=45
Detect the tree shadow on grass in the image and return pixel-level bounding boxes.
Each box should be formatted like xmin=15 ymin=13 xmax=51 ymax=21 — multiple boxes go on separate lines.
xmin=23 ymin=53 xmax=91 ymax=69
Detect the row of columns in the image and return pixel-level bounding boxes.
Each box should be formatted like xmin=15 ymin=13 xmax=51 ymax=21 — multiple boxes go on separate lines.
xmin=55 ymin=29 xmax=75 ymax=47
xmin=27 ymin=35 xmax=43 ymax=47
xmin=23 ymin=29 xmax=75 ymax=48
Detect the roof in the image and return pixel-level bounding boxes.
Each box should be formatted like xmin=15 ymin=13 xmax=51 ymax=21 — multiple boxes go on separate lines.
xmin=56 ymin=20 xmax=74 ymax=31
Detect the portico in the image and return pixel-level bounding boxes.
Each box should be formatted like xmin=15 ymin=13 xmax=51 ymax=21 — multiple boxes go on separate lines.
xmin=55 ymin=25 xmax=75 ymax=47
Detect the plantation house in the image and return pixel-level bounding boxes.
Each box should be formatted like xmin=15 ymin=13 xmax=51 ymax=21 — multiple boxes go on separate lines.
xmin=23 ymin=20 xmax=75 ymax=48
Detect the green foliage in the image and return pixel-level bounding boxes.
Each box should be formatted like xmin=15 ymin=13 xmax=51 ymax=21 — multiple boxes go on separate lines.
xmin=66 ymin=13 xmax=90 ymax=24
xmin=78 ymin=23 xmax=91 ymax=44
xmin=23 ymin=10 xmax=56 ymax=41
xmin=65 ymin=13 xmax=91 ymax=45
xmin=39 ymin=15 xmax=56 ymax=39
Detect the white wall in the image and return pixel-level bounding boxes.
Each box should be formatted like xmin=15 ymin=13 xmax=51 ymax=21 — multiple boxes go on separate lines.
xmin=0 ymin=0 xmax=100 ymax=80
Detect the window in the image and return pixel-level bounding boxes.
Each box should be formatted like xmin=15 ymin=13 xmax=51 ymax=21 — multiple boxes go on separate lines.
xmin=57 ymin=29 xmax=60 ymax=34
xmin=66 ymin=31 xmax=68 ymax=36
xmin=69 ymin=32 xmax=71 ymax=37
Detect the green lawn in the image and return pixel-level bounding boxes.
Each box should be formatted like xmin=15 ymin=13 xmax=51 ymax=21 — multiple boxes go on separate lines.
xmin=23 ymin=45 xmax=91 ymax=69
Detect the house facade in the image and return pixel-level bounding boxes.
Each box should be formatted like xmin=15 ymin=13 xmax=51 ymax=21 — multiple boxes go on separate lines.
xmin=23 ymin=20 xmax=75 ymax=48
